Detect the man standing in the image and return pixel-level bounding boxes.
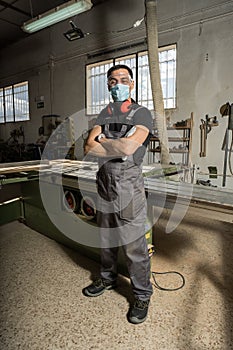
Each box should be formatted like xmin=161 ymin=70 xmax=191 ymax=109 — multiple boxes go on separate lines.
xmin=83 ymin=64 xmax=153 ymax=324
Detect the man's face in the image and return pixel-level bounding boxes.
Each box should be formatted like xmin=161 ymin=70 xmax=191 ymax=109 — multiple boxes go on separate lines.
xmin=107 ymin=68 xmax=134 ymax=92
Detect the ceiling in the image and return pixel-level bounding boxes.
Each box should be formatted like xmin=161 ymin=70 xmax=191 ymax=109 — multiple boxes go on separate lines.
xmin=0 ymin=0 xmax=107 ymax=49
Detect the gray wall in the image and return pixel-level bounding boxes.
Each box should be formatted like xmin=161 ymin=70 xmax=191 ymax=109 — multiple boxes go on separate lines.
xmin=0 ymin=0 xmax=233 ymax=187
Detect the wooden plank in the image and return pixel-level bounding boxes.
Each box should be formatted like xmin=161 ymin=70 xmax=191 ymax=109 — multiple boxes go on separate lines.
xmin=0 ymin=164 xmax=51 ymax=174
xmin=0 ymin=160 xmax=49 ymax=168
xmin=0 ymin=160 xmax=51 ymax=174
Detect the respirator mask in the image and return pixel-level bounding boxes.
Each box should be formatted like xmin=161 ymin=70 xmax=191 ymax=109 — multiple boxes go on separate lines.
xmin=110 ymin=84 xmax=130 ymax=102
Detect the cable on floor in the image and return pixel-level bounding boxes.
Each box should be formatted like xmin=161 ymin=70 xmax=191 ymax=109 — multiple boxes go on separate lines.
xmin=151 ymin=271 xmax=185 ymax=291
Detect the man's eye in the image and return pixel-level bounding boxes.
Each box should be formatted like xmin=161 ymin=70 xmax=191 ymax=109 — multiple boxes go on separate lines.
xmin=109 ymin=79 xmax=116 ymax=85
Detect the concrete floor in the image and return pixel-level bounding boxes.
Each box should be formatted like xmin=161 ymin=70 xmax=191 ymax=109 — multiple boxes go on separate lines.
xmin=0 ymin=211 xmax=233 ymax=350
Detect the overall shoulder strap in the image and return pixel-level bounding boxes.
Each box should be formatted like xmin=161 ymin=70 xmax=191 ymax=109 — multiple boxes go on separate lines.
xmin=126 ymin=105 xmax=145 ymax=121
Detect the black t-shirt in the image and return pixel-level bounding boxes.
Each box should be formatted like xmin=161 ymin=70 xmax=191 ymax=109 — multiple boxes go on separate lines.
xmin=95 ymin=101 xmax=153 ymax=164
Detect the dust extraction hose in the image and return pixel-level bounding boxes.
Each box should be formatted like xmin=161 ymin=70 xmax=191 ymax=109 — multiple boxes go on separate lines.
xmin=145 ymin=0 xmax=170 ymax=164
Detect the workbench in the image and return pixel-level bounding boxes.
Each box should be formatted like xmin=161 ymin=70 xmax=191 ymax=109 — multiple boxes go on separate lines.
xmin=37 ymin=160 xmax=233 ymax=224
xmin=1 ymin=159 xmax=233 ymax=225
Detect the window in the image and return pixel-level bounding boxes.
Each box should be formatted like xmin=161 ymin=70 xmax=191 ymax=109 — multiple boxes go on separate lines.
xmin=0 ymin=89 xmax=5 ymax=124
xmin=159 ymin=45 xmax=176 ymax=109
xmin=115 ymin=55 xmax=136 ymax=101
xmin=0 ymin=81 xmax=30 ymax=123
xmin=86 ymin=60 xmax=113 ymax=115
xmin=138 ymin=52 xmax=153 ymax=110
xmin=86 ymin=44 xmax=176 ymax=115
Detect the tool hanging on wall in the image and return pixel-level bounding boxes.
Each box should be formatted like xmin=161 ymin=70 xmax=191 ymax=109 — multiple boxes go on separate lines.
xmin=220 ymin=102 xmax=233 ymax=186
xmin=199 ymin=114 xmax=219 ymax=157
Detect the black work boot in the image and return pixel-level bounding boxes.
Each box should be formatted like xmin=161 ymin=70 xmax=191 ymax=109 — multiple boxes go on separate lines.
xmin=82 ymin=278 xmax=117 ymax=297
xmin=128 ymin=299 xmax=150 ymax=324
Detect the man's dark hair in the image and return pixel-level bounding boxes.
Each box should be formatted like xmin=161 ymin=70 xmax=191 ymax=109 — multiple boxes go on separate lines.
xmin=107 ymin=64 xmax=133 ymax=79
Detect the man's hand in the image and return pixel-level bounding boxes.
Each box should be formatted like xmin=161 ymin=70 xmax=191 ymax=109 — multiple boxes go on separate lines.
xmin=84 ymin=126 xmax=108 ymax=157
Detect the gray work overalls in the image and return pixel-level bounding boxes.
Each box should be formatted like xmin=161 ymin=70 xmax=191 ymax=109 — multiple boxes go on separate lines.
xmin=96 ymin=103 xmax=153 ymax=301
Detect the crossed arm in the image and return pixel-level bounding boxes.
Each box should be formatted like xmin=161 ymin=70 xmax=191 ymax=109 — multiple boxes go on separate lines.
xmin=84 ymin=124 xmax=149 ymax=158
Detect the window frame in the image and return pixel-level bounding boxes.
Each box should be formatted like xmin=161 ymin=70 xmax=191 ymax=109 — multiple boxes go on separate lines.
xmin=86 ymin=44 xmax=177 ymax=115
xmin=0 ymin=81 xmax=30 ymax=124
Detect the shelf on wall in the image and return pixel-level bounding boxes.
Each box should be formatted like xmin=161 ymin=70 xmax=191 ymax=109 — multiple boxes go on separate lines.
xmin=148 ymin=112 xmax=193 ymax=166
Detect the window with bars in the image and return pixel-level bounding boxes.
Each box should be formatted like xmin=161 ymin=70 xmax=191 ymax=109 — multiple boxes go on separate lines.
xmin=86 ymin=44 xmax=176 ymax=115
xmin=0 ymin=81 xmax=30 ymax=123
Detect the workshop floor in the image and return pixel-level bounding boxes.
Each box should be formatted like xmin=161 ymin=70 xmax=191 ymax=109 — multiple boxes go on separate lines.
xmin=0 ymin=212 xmax=233 ymax=350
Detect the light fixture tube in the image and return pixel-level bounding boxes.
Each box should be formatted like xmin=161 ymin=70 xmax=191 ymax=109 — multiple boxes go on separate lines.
xmin=22 ymin=0 xmax=93 ymax=33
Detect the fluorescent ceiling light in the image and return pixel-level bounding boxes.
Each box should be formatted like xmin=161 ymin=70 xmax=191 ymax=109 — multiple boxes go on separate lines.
xmin=22 ymin=0 xmax=93 ymax=34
